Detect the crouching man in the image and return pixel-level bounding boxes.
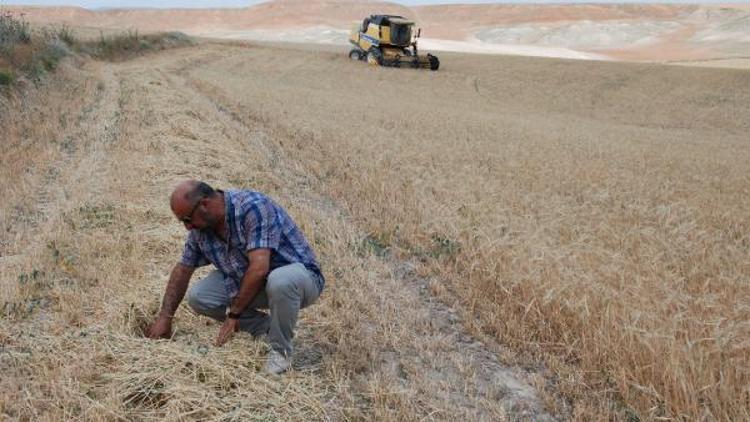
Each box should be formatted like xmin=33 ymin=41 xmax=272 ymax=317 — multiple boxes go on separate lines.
xmin=147 ymin=180 xmax=325 ymax=375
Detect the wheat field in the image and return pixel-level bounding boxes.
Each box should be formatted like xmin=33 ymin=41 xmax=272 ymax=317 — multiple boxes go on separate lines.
xmin=1 ymin=40 xmax=749 ymax=420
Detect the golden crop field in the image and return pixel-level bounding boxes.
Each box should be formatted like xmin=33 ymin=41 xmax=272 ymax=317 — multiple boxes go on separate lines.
xmin=1 ymin=40 xmax=749 ymax=420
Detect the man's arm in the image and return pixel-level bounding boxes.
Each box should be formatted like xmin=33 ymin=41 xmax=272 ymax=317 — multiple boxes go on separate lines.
xmin=214 ymin=248 xmax=270 ymax=346
xmin=229 ymin=248 xmax=271 ymax=314
xmin=147 ymin=263 xmax=195 ymax=339
xmin=160 ymin=263 xmax=195 ymax=317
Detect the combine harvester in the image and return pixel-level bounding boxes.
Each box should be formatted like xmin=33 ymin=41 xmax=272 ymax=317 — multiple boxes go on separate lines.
xmin=349 ymin=15 xmax=440 ymax=71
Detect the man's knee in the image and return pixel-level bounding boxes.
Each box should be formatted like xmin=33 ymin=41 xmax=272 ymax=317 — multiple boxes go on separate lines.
xmin=186 ymin=286 xmax=204 ymax=312
xmin=266 ymin=267 xmax=298 ymax=298
xmin=186 ymin=271 xmax=227 ymax=314
xmin=187 ymin=285 xmax=221 ymax=314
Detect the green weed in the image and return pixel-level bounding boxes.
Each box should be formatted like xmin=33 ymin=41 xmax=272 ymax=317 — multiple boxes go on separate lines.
xmin=0 ymin=11 xmax=30 ymax=55
xmin=0 ymin=68 xmax=13 ymax=85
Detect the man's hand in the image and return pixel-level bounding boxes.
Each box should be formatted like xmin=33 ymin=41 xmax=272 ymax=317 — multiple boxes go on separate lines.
xmin=214 ymin=318 xmax=240 ymax=346
xmin=148 ymin=263 xmax=194 ymax=340
xmin=213 ymin=249 xmax=270 ymax=347
xmin=147 ymin=314 xmax=173 ymax=339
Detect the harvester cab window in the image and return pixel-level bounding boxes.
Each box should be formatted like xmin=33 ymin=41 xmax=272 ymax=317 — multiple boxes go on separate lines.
xmin=390 ymin=24 xmax=412 ymax=45
xmin=361 ymin=18 xmax=370 ymax=32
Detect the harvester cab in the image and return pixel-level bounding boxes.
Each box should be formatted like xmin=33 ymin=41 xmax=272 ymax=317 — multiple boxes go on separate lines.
xmin=348 ymin=15 xmax=439 ymax=71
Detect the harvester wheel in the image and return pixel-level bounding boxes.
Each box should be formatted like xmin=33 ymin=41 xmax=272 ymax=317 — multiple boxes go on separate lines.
xmin=349 ymin=49 xmax=362 ymax=61
xmin=428 ymin=54 xmax=440 ymax=71
xmin=367 ymin=49 xmax=382 ymax=66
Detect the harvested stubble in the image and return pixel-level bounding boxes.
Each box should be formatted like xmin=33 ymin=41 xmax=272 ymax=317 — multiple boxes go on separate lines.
xmin=2 ymin=46 xmax=524 ymax=420
xmin=1 ymin=39 xmax=749 ymax=420
xmin=0 ymin=57 xmax=337 ymax=420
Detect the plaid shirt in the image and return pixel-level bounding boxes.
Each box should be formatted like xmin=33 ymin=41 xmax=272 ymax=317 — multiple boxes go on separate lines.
xmin=179 ymin=189 xmax=324 ymax=298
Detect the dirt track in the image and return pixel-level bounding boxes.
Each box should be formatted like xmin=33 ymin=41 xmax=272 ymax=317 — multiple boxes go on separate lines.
xmin=2 ymin=41 xmax=749 ymax=420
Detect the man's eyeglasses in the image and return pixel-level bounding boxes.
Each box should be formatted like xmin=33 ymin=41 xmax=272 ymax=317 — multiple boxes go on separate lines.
xmin=180 ymin=199 xmax=202 ymax=224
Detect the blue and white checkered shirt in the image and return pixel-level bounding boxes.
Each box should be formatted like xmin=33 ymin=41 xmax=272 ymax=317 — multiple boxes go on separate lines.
xmin=179 ymin=189 xmax=324 ymax=298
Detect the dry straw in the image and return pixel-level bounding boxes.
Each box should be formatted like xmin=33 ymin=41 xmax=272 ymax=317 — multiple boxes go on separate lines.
xmin=2 ymin=41 xmax=749 ymax=420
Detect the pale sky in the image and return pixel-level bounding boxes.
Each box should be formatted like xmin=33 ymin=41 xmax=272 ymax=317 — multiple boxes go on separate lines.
xmin=2 ymin=0 xmax=745 ymax=9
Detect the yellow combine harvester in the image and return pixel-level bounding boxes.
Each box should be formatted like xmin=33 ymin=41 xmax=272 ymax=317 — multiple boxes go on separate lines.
xmin=348 ymin=15 xmax=439 ymax=71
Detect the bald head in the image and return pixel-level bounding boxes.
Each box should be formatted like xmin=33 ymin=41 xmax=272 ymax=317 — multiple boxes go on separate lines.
xmin=170 ymin=179 xmax=216 ymax=214
xmin=171 ymin=180 xmax=198 ymax=210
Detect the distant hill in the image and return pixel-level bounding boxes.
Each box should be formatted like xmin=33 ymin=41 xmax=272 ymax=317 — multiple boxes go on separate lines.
xmin=6 ymin=1 xmax=750 ymax=62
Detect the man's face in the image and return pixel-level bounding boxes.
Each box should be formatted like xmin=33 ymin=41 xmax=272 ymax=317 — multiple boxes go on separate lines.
xmin=175 ymin=198 xmax=217 ymax=232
